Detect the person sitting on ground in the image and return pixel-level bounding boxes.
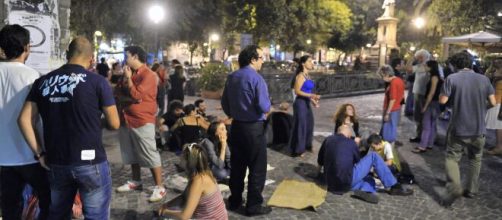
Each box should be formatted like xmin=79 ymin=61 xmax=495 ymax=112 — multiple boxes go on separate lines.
xmin=160 ymin=100 xmax=185 ymax=129
xmin=367 ymin=134 xmax=401 ymax=175
xmin=269 ymin=102 xmax=294 ymax=146
xmin=321 ymin=125 xmax=413 ymax=204
xmin=159 ymin=143 xmax=228 ymax=220
xmin=171 ymin=104 xmax=210 ymax=149
xmin=318 ymin=104 xmax=361 ymax=173
xmin=194 ymin=99 xmax=207 ymax=118
xmin=158 ymin=100 xmax=185 ymax=151
xmin=199 ymin=122 xmax=231 ymax=181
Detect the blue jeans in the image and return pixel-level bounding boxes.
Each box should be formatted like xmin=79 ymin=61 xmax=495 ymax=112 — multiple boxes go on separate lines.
xmin=48 ymin=161 xmax=112 ymax=220
xmin=352 ymin=152 xmax=397 ymax=193
xmin=381 ymin=110 xmax=400 ymax=142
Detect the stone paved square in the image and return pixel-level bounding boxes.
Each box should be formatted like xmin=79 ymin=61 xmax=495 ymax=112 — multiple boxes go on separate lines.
xmin=103 ymin=93 xmax=502 ymax=220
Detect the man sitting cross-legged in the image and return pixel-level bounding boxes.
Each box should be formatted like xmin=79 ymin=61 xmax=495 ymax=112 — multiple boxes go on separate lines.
xmin=321 ymin=125 xmax=413 ymax=204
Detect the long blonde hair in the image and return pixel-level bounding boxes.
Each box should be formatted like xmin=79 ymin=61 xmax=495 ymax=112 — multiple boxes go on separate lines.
xmin=182 ymin=143 xmax=215 ymax=181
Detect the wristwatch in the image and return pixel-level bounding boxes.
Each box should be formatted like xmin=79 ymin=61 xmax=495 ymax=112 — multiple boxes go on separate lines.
xmin=34 ymin=151 xmax=46 ymax=160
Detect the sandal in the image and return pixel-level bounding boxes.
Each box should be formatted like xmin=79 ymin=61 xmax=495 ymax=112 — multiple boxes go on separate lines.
xmin=412 ymin=147 xmax=427 ymax=154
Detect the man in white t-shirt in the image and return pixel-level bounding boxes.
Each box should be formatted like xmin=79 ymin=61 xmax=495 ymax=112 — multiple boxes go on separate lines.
xmin=407 ymin=49 xmax=430 ymax=143
xmin=0 ymin=24 xmax=49 ymax=219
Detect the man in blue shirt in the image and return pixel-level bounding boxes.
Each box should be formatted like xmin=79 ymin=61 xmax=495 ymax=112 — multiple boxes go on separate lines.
xmin=321 ymin=125 xmax=412 ymax=204
xmin=18 ymin=37 xmax=120 ymax=219
xmin=221 ymin=45 xmax=272 ymax=216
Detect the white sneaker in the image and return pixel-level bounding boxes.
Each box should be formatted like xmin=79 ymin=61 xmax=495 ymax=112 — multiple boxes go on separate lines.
xmin=149 ymin=186 xmax=166 ymax=202
xmin=116 ymin=180 xmax=143 ymax=192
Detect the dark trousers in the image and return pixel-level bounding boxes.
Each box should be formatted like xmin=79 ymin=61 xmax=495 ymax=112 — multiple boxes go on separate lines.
xmin=1 ymin=163 xmax=51 ymax=220
xmin=228 ymin=121 xmax=267 ymax=212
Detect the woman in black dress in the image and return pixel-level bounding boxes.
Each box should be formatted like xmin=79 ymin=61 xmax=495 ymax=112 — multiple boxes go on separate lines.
xmin=169 ymin=65 xmax=186 ymax=103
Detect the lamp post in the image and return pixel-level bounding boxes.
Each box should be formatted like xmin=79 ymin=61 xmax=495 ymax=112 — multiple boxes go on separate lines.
xmin=94 ymin=30 xmax=103 ymax=61
xmin=148 ymin=5 xmax=165 ymax=61
xmin=208 ymin=33 xmax=219 ymax=61
xmin=412 ymin=17 xmax=425 ymax=51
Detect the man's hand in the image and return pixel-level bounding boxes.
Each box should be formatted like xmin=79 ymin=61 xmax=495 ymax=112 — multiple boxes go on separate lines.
xmin=39 ymin=156 xmax=50 ymax=170
xmin=123 ymin=65 xmax=132 ymax=78
xmin=383 ymin=113 xmax=390 ymax=122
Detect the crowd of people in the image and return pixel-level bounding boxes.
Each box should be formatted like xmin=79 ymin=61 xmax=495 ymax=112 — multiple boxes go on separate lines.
xmin=1 ymin=22 xmax=500 ymax=220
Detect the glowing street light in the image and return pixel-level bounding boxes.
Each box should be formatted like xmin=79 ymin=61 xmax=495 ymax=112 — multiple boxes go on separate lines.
xmin=276 ymin=44 xmax=281 ymax=50
xmin=410 ymin=46 xmax=416 ymax=52
xmin=413 ymin=17 xmax=425 ymax=29
xmin=148 ymin=5 xmax=165 ymax=24
xmin=210 ymin=33 xmax=220 ymax=42
xmin=94 ymin=30 xmax=103 ymax=37
xmin=366 ymin=43 xmax=372 ymax=48
xmin=306 ymin=39 xmax=312 ymax=45
xmin=498 ymin=11 xmax=502 ymax=17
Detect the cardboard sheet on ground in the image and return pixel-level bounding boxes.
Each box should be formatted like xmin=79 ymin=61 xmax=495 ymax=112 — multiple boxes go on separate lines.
xmin=267 ymin=179 xmax=326 ymax=210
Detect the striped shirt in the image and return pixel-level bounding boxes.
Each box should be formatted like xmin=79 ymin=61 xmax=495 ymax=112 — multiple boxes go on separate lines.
xmin=192 ymin=187 xmax=228 ymax=220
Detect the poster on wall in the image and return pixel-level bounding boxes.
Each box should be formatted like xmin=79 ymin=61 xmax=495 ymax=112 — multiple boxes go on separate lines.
xmin=5 ymin=0 xmax=63 ymax=74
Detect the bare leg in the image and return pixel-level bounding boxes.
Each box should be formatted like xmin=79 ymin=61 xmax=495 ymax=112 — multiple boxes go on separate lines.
xmin=488 ymin=129 xmax=502 ymax=154
xmin=150 ymin=166 xmax=163 ymax=186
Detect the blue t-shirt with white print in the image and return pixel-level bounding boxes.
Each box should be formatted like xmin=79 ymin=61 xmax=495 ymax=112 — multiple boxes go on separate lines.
xmin=27 ymin=64 xmax=115 ymax=166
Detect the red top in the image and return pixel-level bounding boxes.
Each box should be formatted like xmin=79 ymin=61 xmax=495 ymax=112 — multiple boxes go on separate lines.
xmin=384 ymin=77 xmax=405 ymax=112
xmin=123 ymin=65 xmax=158 ymax=128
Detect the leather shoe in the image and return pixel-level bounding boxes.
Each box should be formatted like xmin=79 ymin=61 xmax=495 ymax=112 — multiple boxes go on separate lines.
xmin=389 ymin=183 xmax=413 ymax=196
xmin=226 ymin=198 xmax=243 ymax=211
xmin=245 ymin=206 xmax=272 ymax=217
xmin=352 ymin=190 xmax=379 ymax=204
xmin=409 ymin=137 xmax=421 ymax=143
xmin=463 ymin=190 xmax=476 ymax=199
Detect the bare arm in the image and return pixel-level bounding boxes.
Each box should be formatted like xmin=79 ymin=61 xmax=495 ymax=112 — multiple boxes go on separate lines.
xmin=18 ymin=101 xmax=49 ymax=170
xmin=294 ymin=74 xmax=315 ymax=98
xmin=102 ymin=105 xmax=120 ymax=130
xmin=422 ymin=76 xmax=438 ymax=111
xmin=488 ymin=94 xmax=496 ymax=108
xmin=160 ymin=177 xmax=205 ymax=220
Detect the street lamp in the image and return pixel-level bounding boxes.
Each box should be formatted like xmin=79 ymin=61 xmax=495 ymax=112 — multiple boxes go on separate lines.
xmin=306 ymin=39 xmax=312 ymax=45
xmin=498 ymin=11 xmax=502 ymax=17
xmin=208 ymin=33 xmax=220 ymax=61
xmin=413 ymin=17 xmax=425 ymax=29
xmin=148 ymin=5 xmax=165 ymax=61
xmin=148 ymin=5 xmax=165 ymax=24
xmin=94 ymin=30 xmax=103 ymax=61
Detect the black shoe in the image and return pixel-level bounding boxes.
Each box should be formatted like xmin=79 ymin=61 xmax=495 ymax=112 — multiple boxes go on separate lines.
xmin=409 ymin=137 xmax=421 ymax=143
xmin=226 ymin=197 xmax=243 ymax=211
xmin=439 ymin=192 xmax=461 ymax=207
xmin=395 ymin=141 xmax=403 ymax=147
xmin=352 ymin=190 xmax=379 ymax=204
xmin=389 ymin=183 xmax=413 ymax=196
xmin=245 ymin=206 xmax=272 ymax=217
xmin=463 ymin=190 xmax=476 ymax=199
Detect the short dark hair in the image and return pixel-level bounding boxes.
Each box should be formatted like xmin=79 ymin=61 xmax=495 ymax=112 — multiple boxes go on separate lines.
xmin=194 ymin=99 xmax=204 ymax=108
xmin=449 ymin=52 xmax=472 ymax=70
xmin=168 ymin=100 xmax=184 ymax=113
xmin=100 ymin=57 xmax=105 ymax=63
xmin=183 ymin=104 xmax=196 ymax=115
xmin=0 ymin=24 xmax=30 ymax=59
xmin=367 ymin=134 xmax=383 ymax=145
xmin=125 ymin=46 xmax=147 ymax=63
xmin=238 ymin=45 xmax=261 ymax=68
